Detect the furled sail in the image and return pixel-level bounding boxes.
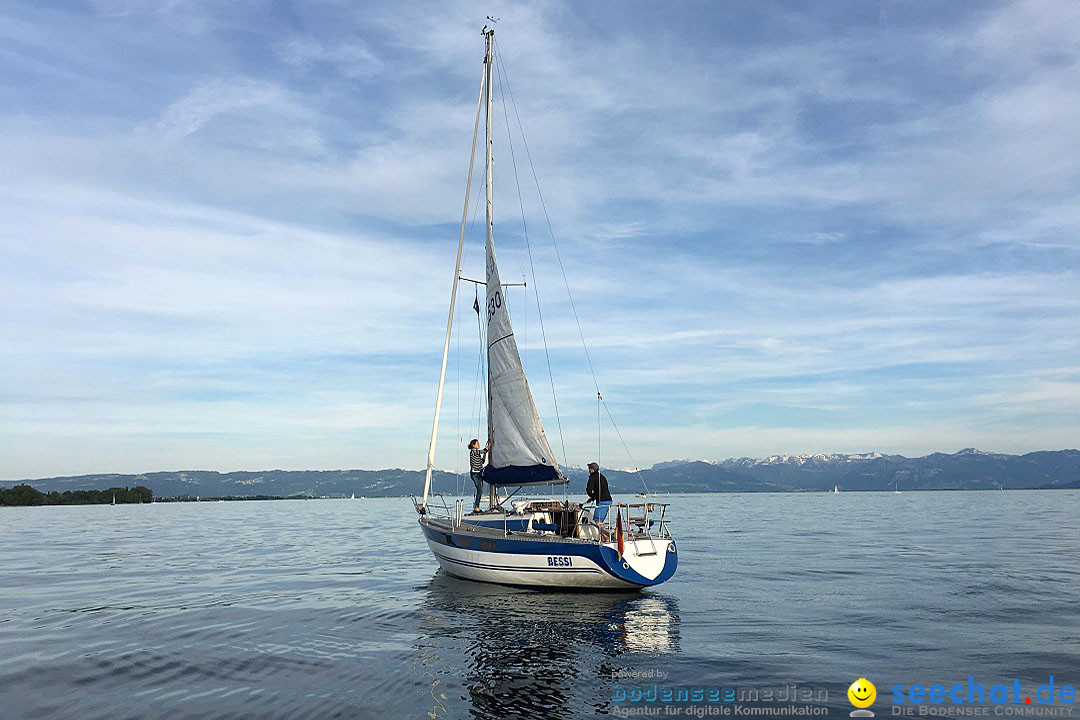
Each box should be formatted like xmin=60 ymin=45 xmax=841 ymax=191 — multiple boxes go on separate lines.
xmin=483 ymin=237 xmax=562 ymax=486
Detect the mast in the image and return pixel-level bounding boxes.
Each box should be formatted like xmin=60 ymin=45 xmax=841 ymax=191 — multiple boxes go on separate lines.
xmin=420 ymin=31 xmax=488 ymax=512
xmin=483 ymin=26 xmax=495 ymax=451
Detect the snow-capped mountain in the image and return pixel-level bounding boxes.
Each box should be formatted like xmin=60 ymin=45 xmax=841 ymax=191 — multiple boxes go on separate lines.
xmin=622 ymin=449 xmax=1080 ymax=493
xmin=713 ymin=452 xmax=888 ymax=469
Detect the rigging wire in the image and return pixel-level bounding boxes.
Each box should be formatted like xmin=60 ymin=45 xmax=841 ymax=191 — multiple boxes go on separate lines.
xmin=427 ymin=56 xmax=486 ymax=507
xmin=492 ymin=41 xmax=570 ymax=474
xmin=493 ymin=38 xmax=602 ymax=398
xmin=443 ymin=155 xmax=486 ymax=500
xmin=475 ymin=284 xmax=486 ymax=441
xmin=494 ymin=37 xmax=651 ymax=495
xmin=602 ymin=400 xmax=652 ymax=495
xmin=455 ymin=234 xmax=461 ymax=497
xmin=457 ymin=171 xmax=486 ymax=498
xmin=597 ymin=392 xmax=602 ymax=469
xmin=466 ymin=183 xmax=487 ymax=459
xmin=477 ymin=182 xmax=489 ymax=444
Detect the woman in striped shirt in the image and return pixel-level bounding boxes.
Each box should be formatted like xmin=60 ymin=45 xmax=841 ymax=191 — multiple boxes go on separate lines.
xmin=468 ymin=438 xmax=490 ymax=512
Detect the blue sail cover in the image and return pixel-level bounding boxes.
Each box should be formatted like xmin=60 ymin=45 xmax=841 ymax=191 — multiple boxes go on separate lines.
xmin=483 ymin=463 xmax=566 ymax=487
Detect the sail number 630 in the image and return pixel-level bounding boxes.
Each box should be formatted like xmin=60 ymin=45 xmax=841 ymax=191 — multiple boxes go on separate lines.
xmin=487 ymin=290 xmax=502 ymax=320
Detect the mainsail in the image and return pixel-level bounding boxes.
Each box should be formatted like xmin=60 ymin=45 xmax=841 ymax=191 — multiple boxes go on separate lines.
xmin=483 ymin=237 xmax=562 ymax=485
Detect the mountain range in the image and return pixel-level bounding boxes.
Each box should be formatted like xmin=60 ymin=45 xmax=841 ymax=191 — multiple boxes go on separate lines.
xmin=3 ymin=448 xmax=1078 ymax=498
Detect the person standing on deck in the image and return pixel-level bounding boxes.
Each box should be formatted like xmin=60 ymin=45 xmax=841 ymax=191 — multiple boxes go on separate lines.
xmin=468 ymin=439 xmax=490 ymax=512
xmin=586 ymin=462 xmax=612 ymax=523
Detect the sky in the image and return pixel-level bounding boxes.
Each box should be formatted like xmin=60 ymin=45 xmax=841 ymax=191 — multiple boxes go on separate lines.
xmin=1 ymin=0 xmax=1078 ymax=480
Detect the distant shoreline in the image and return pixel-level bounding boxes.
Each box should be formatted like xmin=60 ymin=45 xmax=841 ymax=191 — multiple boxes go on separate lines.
xmin=3 ymin=484 xmax=1078 ymax=508
xmin=2 ymin=450 xmax=1078 ymax=499
xmin=0 ymin=483 xmax=335 ymax=507
xmin=0 ymin=484 xmax=153 ymax=507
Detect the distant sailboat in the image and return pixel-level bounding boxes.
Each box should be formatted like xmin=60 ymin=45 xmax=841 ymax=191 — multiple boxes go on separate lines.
xmin=111 ymin=493 xmax=116 ymax=505
xmin=350 ymin=492 xmax=356 ymax=500
xmin=894 ymin=480 xmax=901 ymax=494
xmin=833 ymin=485 xmax=840 ymax=494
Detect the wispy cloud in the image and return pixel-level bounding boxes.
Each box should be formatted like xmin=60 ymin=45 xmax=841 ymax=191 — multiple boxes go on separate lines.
xmin=138 ymin=77 xmax=297 ymax=143
xmin=277 ymin=37 xmax=382 ymax=79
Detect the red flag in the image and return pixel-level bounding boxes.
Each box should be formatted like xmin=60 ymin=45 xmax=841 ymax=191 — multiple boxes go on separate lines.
xmin=616 ymin=506 xmax=624 ymax=559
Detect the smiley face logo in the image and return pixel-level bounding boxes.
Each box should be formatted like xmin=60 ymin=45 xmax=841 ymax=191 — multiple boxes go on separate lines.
xmin=848 ymin=678 xmax=877 ymax=709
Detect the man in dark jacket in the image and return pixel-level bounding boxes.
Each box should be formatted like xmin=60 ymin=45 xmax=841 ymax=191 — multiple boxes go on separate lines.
xmin=586 ymin=462 xmax=612 ymax=523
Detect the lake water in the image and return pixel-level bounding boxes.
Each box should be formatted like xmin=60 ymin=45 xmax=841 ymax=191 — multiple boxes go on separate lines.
xmin=1 ymin=491 xmax=1077 ymax=719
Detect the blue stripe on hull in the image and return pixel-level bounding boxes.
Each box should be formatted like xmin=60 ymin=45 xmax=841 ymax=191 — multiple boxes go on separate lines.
xmin=430 ymin=548 xmax=602 ymax=574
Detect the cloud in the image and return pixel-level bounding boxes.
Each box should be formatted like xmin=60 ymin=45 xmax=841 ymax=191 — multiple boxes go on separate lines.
xmin=1 ymin=0 xmax=1078 ymax=477
xmin=137 ymin=77 xmax=300 ymax=143
xmin=277 ymin=37 xmax=383 ymax=78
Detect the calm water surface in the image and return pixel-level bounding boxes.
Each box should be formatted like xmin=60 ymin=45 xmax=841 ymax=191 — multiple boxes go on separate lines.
xmin=1 ymin=491 xmax=1078 ymax=719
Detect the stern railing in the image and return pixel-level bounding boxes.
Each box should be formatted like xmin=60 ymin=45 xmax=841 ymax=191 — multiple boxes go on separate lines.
xmin=586 ymin=501 xmax=672 ymax=541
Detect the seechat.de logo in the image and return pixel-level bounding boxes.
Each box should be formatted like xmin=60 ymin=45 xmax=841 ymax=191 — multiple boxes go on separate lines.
xmin=849 ymin=678 xmax=877 ymax=717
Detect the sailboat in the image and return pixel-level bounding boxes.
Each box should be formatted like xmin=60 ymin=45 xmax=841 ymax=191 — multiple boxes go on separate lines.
xmin=833 ymin=485 xmax=840 ymax=494
xmin=350 ymin=492 xmax=356 ymax=500
xmin=414 ymin=27 xmax=677 ymax=590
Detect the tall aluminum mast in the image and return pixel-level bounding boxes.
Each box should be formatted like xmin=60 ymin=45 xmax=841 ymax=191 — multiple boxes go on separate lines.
xmin=483 ymin=27 xmax=495 ymax=451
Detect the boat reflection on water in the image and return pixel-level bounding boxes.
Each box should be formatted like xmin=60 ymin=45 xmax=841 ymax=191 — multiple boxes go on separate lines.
xmin=417 ymin=574 xmax=680 ymax=719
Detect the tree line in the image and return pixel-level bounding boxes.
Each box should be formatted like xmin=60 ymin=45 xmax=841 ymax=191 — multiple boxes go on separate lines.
xmin=0 ymin=484 xmax=153 ymax=506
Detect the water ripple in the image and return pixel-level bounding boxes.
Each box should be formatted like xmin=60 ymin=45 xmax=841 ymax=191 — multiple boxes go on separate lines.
xmin=0 ymin=493 xmax=1078 ymax=718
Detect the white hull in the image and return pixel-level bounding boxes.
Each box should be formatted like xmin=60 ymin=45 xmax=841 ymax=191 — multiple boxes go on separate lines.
xmin=420 ymin=517 xmax=677 ymax=590
xmin=424 ymin=537 xmax=634 ymax=589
